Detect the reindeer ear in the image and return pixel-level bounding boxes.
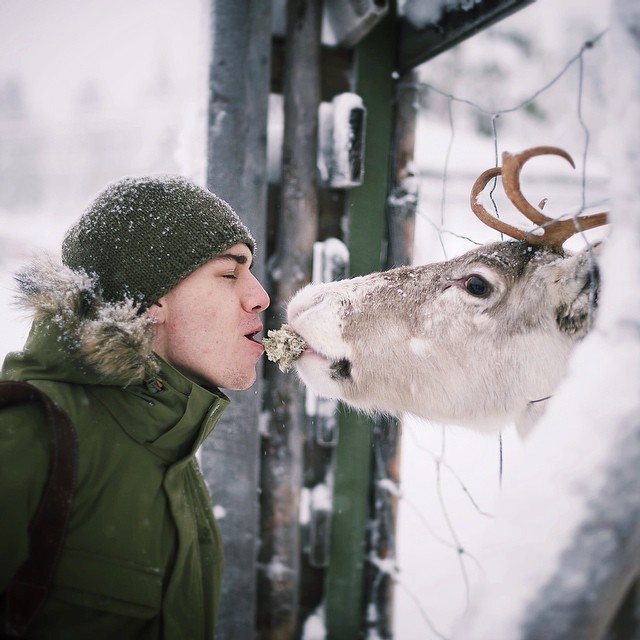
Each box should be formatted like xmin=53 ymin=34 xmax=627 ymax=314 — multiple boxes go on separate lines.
xmin=550 ymin=249 xmax=600 ymax=337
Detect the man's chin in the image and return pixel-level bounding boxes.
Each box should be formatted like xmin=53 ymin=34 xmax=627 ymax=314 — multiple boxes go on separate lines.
xmin=219 ymin=370 xmax=257 ymax=392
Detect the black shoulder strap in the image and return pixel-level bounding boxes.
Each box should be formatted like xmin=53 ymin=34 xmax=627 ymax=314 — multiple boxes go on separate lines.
xmin=0 ymin=381 xmax=78 ymax=639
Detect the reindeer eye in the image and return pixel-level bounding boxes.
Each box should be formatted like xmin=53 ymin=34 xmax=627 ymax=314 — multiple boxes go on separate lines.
xmin=464 ymin=275 xmax=491 ymax=297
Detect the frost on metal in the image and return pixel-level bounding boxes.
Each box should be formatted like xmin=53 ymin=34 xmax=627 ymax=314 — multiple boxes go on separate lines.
xmin=262 ymin=324 xmax=306 ymax=372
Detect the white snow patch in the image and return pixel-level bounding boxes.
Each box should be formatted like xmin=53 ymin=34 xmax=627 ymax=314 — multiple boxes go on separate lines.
xmin=401 ymin=0 xmax=482 ymax=29
xmin=213 ymin=504 xmax=227 ymax=520
xmin=301 ymin=604 xmax=326 ymax=640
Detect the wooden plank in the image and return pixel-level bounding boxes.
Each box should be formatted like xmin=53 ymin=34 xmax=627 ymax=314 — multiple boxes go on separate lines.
xmin=257 ymin=1 xmax=323 ymax=637
xmin=324 ymin=11 xmax=397 ymax=638
xmin=201 ymin=1 xmax=272 ymax=638
xmin=364 ymin=415 xmax=403 ymax=636
xmin=397 ymin=0 xmax=536 ymax=72
xmin=271 ymin=38 xmax=354 ymax=102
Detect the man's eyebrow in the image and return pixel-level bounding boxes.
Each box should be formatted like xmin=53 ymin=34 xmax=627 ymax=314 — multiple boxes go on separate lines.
xmin=214 ymin=252 xmax=251 ymax=267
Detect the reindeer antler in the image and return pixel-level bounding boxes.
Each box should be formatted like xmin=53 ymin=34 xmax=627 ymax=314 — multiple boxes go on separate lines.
xmin=470 ymin=146 xmax=609 ymax=250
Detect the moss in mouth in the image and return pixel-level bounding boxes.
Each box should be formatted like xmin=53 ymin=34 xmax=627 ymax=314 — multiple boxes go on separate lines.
xmin=262 ymin=324 xmax=307 ymax=373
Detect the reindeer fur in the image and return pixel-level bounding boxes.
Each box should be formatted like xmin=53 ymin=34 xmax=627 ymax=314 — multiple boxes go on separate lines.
xmin=287 ymin=241 xmax=600 ymax=435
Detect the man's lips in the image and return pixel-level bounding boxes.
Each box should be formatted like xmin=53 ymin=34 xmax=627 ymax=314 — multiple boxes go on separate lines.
xmin=244 ymin=327 xmax=264 ymax=347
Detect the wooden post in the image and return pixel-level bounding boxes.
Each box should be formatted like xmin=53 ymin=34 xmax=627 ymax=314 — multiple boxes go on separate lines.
xmin=201 ymin=1 xmax=272 ymax=638
xmin=257 ymin=1 xmax=322 ymax=637
xmin=386 ymin=69 xmax=419 ymax=270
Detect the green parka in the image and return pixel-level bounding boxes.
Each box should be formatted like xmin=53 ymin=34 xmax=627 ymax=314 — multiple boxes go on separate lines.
xmin=0 ymin=256 xmax=228 ymax=639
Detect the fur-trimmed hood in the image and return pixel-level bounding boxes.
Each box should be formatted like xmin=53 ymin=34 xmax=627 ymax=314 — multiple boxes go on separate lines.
xmin=3 ymin=254 xmax=159 ymax=387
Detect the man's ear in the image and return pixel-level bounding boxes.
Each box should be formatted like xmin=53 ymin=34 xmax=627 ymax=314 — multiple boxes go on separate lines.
xmin=147 ymin=299 xmax=166 ymax=325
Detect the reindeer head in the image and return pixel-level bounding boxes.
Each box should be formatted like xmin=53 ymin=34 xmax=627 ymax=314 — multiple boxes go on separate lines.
xmin=285 ymin=147 xmax=609 ymax=434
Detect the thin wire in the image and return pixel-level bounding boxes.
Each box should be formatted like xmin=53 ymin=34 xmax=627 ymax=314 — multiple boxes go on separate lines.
xmin=577 ymin=51 xmax=590 ymax=215
xmin=394 ymin=577 xmax=449 ymax=640
xmin=489 ymin=115 xmax=505 ymax=241
xmin=435 ymin=426 xmax=471 ymax=613
xmin=396 ymin=31 xmax=607 ymax=640
xmin=438 ymin=97 xmax=456 ymax=259
xmin=404 ymin=32 xmax=607 ymax=120
xmin=405 ymin=424 xmax=493 ymax=518
xmin=412 ymin=34 xmax=609 ymax=257
xmin=421 ymin=209 xmax=484 ymax=246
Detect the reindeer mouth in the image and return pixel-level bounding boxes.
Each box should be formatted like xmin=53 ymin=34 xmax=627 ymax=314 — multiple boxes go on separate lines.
xmin=297 ymin=344 xmax=352 ymax=381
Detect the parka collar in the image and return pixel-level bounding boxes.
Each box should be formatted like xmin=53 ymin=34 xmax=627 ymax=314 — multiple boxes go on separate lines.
xmin=111 ymin=358 xmax=229 ymax=464
xmin=4 ymin=254 xmax=158 ymax=387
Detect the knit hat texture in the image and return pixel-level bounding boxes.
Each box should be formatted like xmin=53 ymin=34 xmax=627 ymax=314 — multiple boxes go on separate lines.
xmin=62 ymin=175 xmax=255 ymax=310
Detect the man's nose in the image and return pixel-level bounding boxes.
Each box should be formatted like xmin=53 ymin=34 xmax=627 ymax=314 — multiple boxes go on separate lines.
xmin=248 ymin=274 xmax=270 ymax=312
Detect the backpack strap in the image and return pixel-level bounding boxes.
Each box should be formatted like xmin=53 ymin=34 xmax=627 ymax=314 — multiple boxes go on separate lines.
xmin=0 ymin=381 xmax=78 ymax=638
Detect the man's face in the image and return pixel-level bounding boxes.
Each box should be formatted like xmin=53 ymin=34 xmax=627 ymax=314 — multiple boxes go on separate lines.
xmin=150 ymin=243 xmax=270 ymax=390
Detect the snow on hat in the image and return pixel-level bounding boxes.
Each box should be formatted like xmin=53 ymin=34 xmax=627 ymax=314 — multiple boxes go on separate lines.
xmin=62 ymin=174 xmax=255 ymax=310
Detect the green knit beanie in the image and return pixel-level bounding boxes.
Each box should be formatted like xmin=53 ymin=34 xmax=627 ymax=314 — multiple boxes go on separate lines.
xmin=62 ymin=175 xmax=255 ymax=310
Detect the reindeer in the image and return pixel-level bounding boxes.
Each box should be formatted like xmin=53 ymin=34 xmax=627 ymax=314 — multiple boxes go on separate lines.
xmin=272 ymin=147 xmax=609 ymax=436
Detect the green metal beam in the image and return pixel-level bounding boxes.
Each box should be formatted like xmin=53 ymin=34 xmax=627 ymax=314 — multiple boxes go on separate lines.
xmin=324 ymin=10 xmax=397 ymax=638
xmin=347 ymin=29 xmax=396 ymax=277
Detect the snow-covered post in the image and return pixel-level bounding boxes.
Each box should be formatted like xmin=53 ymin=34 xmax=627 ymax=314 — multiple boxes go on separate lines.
xmin=386 ymin=69 xmax=419 ymax=270
xmin=454 ymin=1 xmax=640 ymax=638
xmin=258 ymin=0 xmax=322 ymax=636
xmin=201 ymin=1 xmax=272 ymax=638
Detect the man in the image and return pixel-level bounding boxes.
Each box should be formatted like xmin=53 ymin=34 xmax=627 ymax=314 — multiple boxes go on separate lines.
xmin=0 ymin=175 xmax=270 ymax=638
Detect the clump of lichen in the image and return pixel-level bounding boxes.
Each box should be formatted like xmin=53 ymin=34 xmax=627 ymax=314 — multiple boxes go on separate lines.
xmin=262 ymin=325 xmax=306 ymax=372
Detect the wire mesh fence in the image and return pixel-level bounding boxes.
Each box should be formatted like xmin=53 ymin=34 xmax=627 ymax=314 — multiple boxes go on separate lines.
xmin=383 ymin=7 xmax=613 ymax=637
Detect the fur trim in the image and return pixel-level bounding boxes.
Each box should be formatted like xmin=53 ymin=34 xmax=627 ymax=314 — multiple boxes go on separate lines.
xmin=14 ymin=255 xmax=159 ymax=385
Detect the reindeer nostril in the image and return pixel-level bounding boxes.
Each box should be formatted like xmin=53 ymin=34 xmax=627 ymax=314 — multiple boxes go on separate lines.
xmin=330 ymin=358 xmax=352 ymax=380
